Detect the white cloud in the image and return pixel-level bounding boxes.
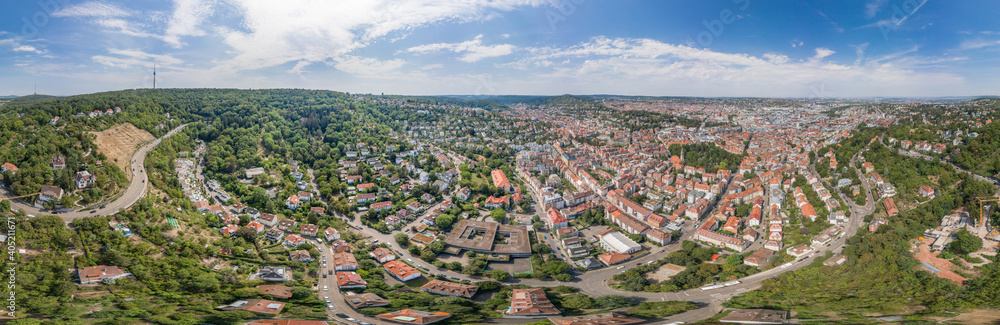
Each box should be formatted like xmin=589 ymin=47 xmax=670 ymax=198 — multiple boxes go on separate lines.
xmin=791 ymin=39 xmax=804 ymax=48
xmin=505 ymin=37 xmax=964 ymax=97
xmin=959 ymin=39 xmax=1000 ymax=50
xmin=408 ymin=34 xmax=515 ymax=62
xmin=812 ymin=48 xmax=835 ymax=61
xmin=53 ymin=1 xmax=133 ymax=18
xmin=865 ymin=0 xmax=888 ymax=18
xmin=96 ymin=19 xmax=162 ymax=39
xmin=851 ymin=43 xmax=869 ymax=66
xmin=332 ymin=56 xmax=406 ymax=76
xmin=92 ymin=49 xmax=183 ymax=69
xmin=857 ymin=0 xmax=927 ymax=30
xmin=215 ymin=0 xmax=553 ymax=73
xmin=13 ymin=45 xmax=40 ymax=53
xmin=163 ymin=0 xmax=215 ymax=48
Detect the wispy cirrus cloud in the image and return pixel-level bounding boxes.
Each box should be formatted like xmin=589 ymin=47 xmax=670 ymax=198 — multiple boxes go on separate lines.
xmin=215 ymin=0 xmax=554 ymax=74
xmin=504 ymin=37 xmax=964 ymax=97
xmin=864 ymin=0 xmax=888 ymax=18
xmin=407 ymin=34 xmax=515 ymax=62
xmin=53 ymin=1 xmax=134 ymax=18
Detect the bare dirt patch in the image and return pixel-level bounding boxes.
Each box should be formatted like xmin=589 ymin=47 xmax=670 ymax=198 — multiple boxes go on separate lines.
xmin=91 ymin=123 xmax=155 ymax=180
xmin=645 ymin=263 xmax=687 ymax=284
xmin=929 ymin=309 xmax=1000 ymax=324
xmin=913 ymin=242 xmax=967 ymax=284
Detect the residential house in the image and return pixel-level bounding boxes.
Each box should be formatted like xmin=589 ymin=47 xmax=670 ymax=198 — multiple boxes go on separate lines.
xmin=78 ymin=265 xmax=131 ymax=284
xmin=370 ymin=247 xmax=396 ymax=264
xmin=259 ymin=213 xmax=279 ymax=227
xmin=283 ymin=234 xmax=305 ymax=247
xmin=336 ymin=271 xmax=367 ymax=289
xmin=37 ymin=185 xmax=64 ymax=203
xmin=743 ymin=249 xmax=775 ymax=268
xmin=1 ymin=163 xmax=18 ymax=173
xmin=383 ymin=260 xmax=422 ymax=282
xmin=69 ymin=170 xmax=94 ymax=190
xmin=507 ymin=288 xmax=560 ymax=317
xmin=265 ymin=229 xmax=285 ymax=242
xmin=300 ymin=224 xmax=318 ymax=237
xmin=289 ymin=249 xmax=312 ymax=262
xmin=344 ymin=292 xmax=390 ymax=309
xmin=333 ymin=252 xmax=359 ymax=271
xmin=285 ymin=195 xmax=300 ymax=209
xmin=257 ymin=285 xmax=293 ymax=299
xmin=420 ymin=280 xmax=479 ymax=298
xmin=278 ymin=219 xmax=297 ymax=231
xmin=376 ymin=309 xmax=451 ymax=325
xmin=51 ymin=156 xmax=66 ymax=170
xmin=216 ymin=299 xmax=285 ymax=315
xmin=219 ymin=224 xmax=240 ymax=237
xmin=645 ymin=228 xmax=672 ymax=246
xmin=246 ymin=221 xmax=265 ymax=234
xmin=251 ymin=267 xmax=292 ymax=282
xmin=323 ymin=227 xmax=341 ymax=241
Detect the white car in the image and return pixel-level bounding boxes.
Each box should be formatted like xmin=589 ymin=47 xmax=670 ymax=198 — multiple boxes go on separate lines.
xmin=324 ymin=296 xmax=329 ymax=301
xmin=407 ymin=258 xmax=413 ymax=262
xmin=617 ymin=266 xmax=625 ymax=270
xmin=323 ymin=286 xmax=329 ymax=291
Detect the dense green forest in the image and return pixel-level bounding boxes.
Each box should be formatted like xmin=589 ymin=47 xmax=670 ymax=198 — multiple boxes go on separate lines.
xmin=667 ymin=143 xmax=743 ymax=173
xmin=611 ymin=110 xmax=705 ymax=130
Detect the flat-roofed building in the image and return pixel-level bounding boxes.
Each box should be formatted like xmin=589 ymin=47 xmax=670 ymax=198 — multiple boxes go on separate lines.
xmin=599 ymin=231 xmax=640 ymax=254
xmin=444 ymin=219 xmax=531 ymax=257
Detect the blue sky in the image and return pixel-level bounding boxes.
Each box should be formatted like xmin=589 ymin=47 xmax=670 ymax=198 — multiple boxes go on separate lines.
xmin=2 ymin=0 xmax=999 ymax=97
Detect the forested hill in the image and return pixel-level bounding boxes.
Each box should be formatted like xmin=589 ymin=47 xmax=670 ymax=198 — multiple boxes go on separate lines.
xmin=0 ymin=88 xmax=457 ymax=198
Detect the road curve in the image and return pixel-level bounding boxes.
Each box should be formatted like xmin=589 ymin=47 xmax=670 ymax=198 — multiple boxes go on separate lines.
xmin=1 ymin=123 xmax=189 ymax=221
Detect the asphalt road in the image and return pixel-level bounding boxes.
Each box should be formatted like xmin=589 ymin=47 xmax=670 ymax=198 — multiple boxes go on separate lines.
xmin=1 ymin=124 xmax=189 ymax=221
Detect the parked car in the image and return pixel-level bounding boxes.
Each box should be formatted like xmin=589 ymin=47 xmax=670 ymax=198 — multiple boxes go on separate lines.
xmin=336 ymin=313 xmax=349 ymax=318
xmin=323 ymin=286 xmax=328 ymax=291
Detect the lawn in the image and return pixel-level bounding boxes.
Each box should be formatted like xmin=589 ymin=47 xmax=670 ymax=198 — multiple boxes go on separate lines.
xmin=626 ymin=301 xmax=698 ymax=318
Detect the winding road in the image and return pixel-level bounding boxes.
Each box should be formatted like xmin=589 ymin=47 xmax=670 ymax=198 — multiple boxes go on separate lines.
xmin=1 ymin=124 xmax=189 ymax=221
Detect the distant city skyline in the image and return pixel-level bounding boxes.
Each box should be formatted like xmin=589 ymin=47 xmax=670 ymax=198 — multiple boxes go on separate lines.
xmin=2 ymin=0 xmax=1000 ymax=97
